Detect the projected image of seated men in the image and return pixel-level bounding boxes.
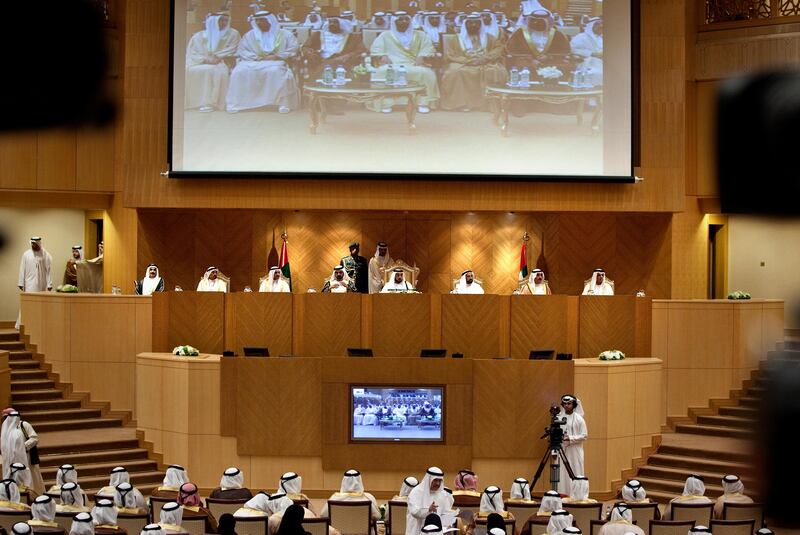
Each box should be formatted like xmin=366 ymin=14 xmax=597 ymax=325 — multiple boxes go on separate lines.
xmin=352 ymin=387 xmax=443 ymax=441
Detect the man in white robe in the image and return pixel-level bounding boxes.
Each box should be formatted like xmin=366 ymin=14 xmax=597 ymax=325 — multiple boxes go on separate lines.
xmin=570 ymin=17 xmax=602 ymax=87
xmin=563 ymin=477 xmax=596 ymax=504
xmin=16 ymin=237 xmax=52 ymax=329
xmin=663 ymin=476 xmax=713 ymax=520
xmin=406 ymin=467 xmax=455 ymax=535
xmin=619 ymin=479 xmax=655 ymax=506
xmin=557 ymin=395 xmax=587 ymax=495
xmin=259 ymin=266 xmax=291 ymax=293
xmin=197 ymin=267 xmax=227 ymax=293
xmin=713 ymin=475 xmax=753 ymax=519
xmin=368 ymin=242 xmax=393 ymax=294
xmin=135 ymin=264 xmax=165 ymax=295
xmin=478 ymin=486 xmax=506 ymax=517
xmin=322 ymin=265 xmax=357 ymax=293
xmin=381 ymin=268 xmax=415 ymax=293
xmin=1 ymin=411 xmax=44 ymax=493
xmin=545 ymin=510 xmax=573 ymax=535
xmin=536 ymin=490 xmax=562 ymax=518
xmin=369 ymin=12 xmax=440 ymax=113
xmin=453 ymin=270 xmax=484 ymax=294
xmin=302 ymin=12 xmax=325 ymax=30
xmin=582 ymin=269 xmax=614 ymax=295
xmin=366 ymin=12 xmax=390 ymax=29
xmin=320 ymin=470 xmax=380 ymax=520
xmin=598 ymin=504 xmax=644 ymax=535
xmin=521 ymin=268 xmax=551 ymax=295
xmin=185 ymin=12 xmax=241 ymax=112
xmin=226 ymin=11 xmax=299 ymax=114
xmin=480 ymin=11 xmax=501 ymax=39
xmin=507 ymin=478 xmax=532 ymax=502
xmin=421 ymin=13 xmax=446 ymax=48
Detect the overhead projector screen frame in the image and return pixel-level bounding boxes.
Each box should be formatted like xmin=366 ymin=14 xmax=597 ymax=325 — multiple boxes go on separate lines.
xmin=167 ymin=0 xmax=640 ymax=182
xmin=349 ymin=384 xmax=446 ymax=444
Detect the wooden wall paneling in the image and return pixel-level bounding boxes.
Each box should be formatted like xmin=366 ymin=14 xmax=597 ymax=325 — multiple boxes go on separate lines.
xmin=226 ymin=293 xmax=293 ymax=357
xmin=407 ymin=218 xmax=451 ymax=294
xmin=0 ymin=132 xmax=37 ymax=189
xmin=151 ymin=292 xmax=170 ymax=352
xmin=137 ymin=210 xmax=197 ymax=291
xmin=441 ymin=295 xmax=506 ymax=358
xmin=165 ymin=292 xmax=225 ymax=354
xmin=76 ymin=127 xmax=116 ymax=192
xmin=579 ymin=296 xmax=641 ymax=358
xmin=222 ymin=211 xmax=254 ymax=292
xmin=251 ymin=211 xmax=284 ymax=287
xmin=670 ymin=199 xmax=708 ymax=299
xmin=36 ymin=130 xmax=77 ymax=190
xmin=220 ymin=356 xmax=238 ymax=436
xmin=370 ymin=294 xmax=431 ymax=356
xmin=509 ymin=296 xmax=579 ymax=358
xmin=300 ymin=293 xmax=362 ymax=357
xmin=615 ymin=215 xmax=672 ymax=298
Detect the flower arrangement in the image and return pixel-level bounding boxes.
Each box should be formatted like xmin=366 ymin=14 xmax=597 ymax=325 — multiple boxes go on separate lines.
xmin=379 ymin=504 xmax=386 ymax=520
xmin=56 ymin=284 xmax=78 ymax=293
xmin=537 ymin=66 xmax=563 ymax=80
xmin=172 ymin=345 xmax=200 ymax=356
xmin=727 ymin=290 xmax=751 ymax=300
xmin=598 ymin=349 xmax=625 ymax=361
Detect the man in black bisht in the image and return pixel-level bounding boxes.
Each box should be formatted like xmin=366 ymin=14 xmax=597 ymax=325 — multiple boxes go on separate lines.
xmin=340 ymin=242 xmax=369 ymax=293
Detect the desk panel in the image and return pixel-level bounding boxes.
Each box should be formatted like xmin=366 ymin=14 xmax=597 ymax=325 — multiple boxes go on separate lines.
xmin=152 ymin=292 xmax=225 ymax=354
xmin=298 ymin=294 xmax=362 ymax=357
xmin=578 ymin=296 xmax=652 ymax=358
xmin=510 ymin=295 xmax=579 ymax=359
xmin=441 ymin=295 xmax=508 ymax=358
xmin=371 ymin=294 xmax=431 ymax=357
xmin=225 ymin=293 xmax=293 ymax=356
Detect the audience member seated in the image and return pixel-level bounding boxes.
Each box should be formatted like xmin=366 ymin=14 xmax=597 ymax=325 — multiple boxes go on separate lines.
xmin=421 ymin=13 xmax=446 ymax=50
xmin=479 ymin=11 xmax=502 ymax=41
xmin=278 ymin=473 xmax=308 ymax=503
xmin=259 ymin=268 xmax=291 ymax=294
xmin=477 ymin=487 xmax=509 ymax=518
xmin=28 ymin=495 xmax=62 ymax=533
xmin=505 ymin=11 xmax=571 ymax=71
xmin=319 ymin=470 xmax=380 ymax=521
xmin=91 ymin=499 xmax=127 ymax=535
xmin=713 ymin=475 xmax=753 ymax=519
xmin=14 ymin=522 xmax=36 ymax=535
xmin=184 ymin=13 xmax=241 ymax=113
xmin=563 ymin=477 xmax=597 ymax=504
xmin=518 ymin=498 xmax=566 ymax=535
xmin=321 ymin=266 xmax=357 ymax=293
xmin=507 ymin=478 xmax=533 ymax=503
xmin=537 ymin=491 xmax=562 ymax=518
xmin=612 ymin=480 xmax=660 ymax=520
xmin=226 ymin=11 xmax=300 ymax=115
xmin=196 ymin=268 xmax=228 ymax=293
xmin=453 ymin=470 xmax=480 ymax=498
xmin=69 ymin=513 xmax=94 ymax=535
xmin=275 ymin=505 xmax=311 ymax=535
xmin=381 ymin=268 xmax=416 ymax=293
xmin=152 ymin=466 xmax=189 ymax=499
xmin=268 ymin=499 xmax=304 ymax=535
xmin=302 ymin=12 xmax=325 ymax=30
xmin=158 ymin=503 xmax=187 ymax=534
xmin=234 ymin=493 xmax=271 ymax=518
xmin=598 ymin=504 xmax=643 ymax=535
xmin=177 ymin=483 xmax=217 ymax=534
xmin=369 ymin=12 xmax=440 ymax=114
xmin=57 ymin=483 xmax=88 ymax=513
xmin=545 ymin=510 xmax=574 ymax=535
xmin=301 ymin=17 xmax=366 ymax=78
xmin=663 ymin=476 xmax=712 ymax=520
xmin=0 ymin=479 xmax=31 ymax=511
xmin=569 ymin=17 xmax=602 ymax=87
xmin=520 ymin=269 xmax=552 ymax=295
xmin=582 ymin=269 xmax=613 ymax=296
xmin=47 ymin=465 xmax=80 ymax=497
xmin=366 ymin=12 xmax=390 ymax=30
xmin=210 ymin=468 xmax=253 ymax=501
xmin=134 ymin=265 xmax=165 ymax=296
xmin=97 ymin=468 xmax=128 ymax=500
xmin=8 ymin=464 xmax=37 ymax=501
xmin=114 ymin=483 xmax=146 ymax=515
xmin=393 ymin=476 xmax=419 ymax=501
xmin=217 ymin=515 xmax=236 ymax=535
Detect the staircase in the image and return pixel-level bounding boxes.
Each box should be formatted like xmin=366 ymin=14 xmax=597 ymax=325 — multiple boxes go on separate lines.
xmin=627 ymin=341 xmax=800 ymax=503
xmin=1 ymin=326 xmax=165 ymax=496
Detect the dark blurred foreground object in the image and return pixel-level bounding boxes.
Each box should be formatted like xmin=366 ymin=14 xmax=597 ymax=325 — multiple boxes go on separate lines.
xmin=0 ymin=0 xmax=114 ymax=131
xmin=717 ymin=71 xmax=800 ymax=215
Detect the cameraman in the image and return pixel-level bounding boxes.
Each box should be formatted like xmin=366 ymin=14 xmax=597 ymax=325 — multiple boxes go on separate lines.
xmin=557 ymin=395 xmax=587 ymax=495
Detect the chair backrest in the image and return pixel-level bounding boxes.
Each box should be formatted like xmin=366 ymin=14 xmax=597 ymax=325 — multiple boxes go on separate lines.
xmin=54 ymin=512 xmax=75 ymax=533
xmin=625 ymin=503 xmax=659 ymax=535
xmin=505 ymin=502 xmax=540 ymax=529
xmin=328 ymin=500 xmax=372 ymax=535
xmin=671 ymin=502 xmax=713 ymax=527
xmin=150 ymin=497 xmax=172 ymax=523
xmin=181 ymin=516 xmax=206 ymax=535
xmin=19 ymin=491 xmax=31 ymax=506
xmin=649 ymin=520 xmax=695 ymax=535
xmin=388 ymin=500 xmax=408 ymax=535
xmin=30 ymin=525 xmax=66 ymax=535
xmin=710 ymin=519 xmax=756 ymax=535
xmin=117 ymin=512 xmax=149 ymax=535
xmin=722 ymin=502 xmax=764 ymax=527
xmin=206 ymin=498 xmax=249 ymax=520
xmin=303 ymin=516 xmax=331 ymax=535
xmin=235 ymin=516 xmax=268 ymax=535
xmin=363 ymin=29 xmax=382 ymax=50
xmin=564 ymin=503 xmax=603 ymax=535
xmin=293 ymin=498 xmax=310 ymax=509
xmin=475 ymin=516 xmax=515 ymax=535
xmin=0 ymin=510 xmax=33 ymax=533
xmin=590 ymin=519 xmax=607 ymax=535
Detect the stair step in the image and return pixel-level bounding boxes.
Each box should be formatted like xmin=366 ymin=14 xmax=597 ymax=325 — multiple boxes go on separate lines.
xmin=0 ymin=341 xmax=25 ymax=350
xmin=717 ymin=406 xmax=757 ymax=418
xmin=14 ymin=399 xmax=82 ymax=412
xmin=39 ymin=439 xmax=143 ymax=456
xmin=9 ymin=350 xmax=34 ymax=360
xmin=745 ymin=386 xmax=764 ymax=396
xmin=696 ymin=414 xmax=755 ymax=429
xmin=647 ymin=453 xmax=754 ymax=475
xmin=11 ymin=378 xmax=55 ymax=391
xmin=674 ymin=423 xmax=754 ymax=439
xmin=41 ymin=459 xmax=159 ymax=479
xmin=738 ymin=396 xmax=760 ymax=408
xmin=636 ymin=465 xmax=756 ymax=487
xmin=55 ymin=470 xmax=165 ymax=491
xmin=11 ymin=369 xmax=49 ymax=380
xmin=635 ymin=476 xmax=725 ymax=498
xmin=0 ymin=331 xmax=19 ymax=341
xmin=12 ymin=388 xmax=63 ymax=401
xmin=40 ymin=448 xmax=150 ymax=466
xmin=656 ymin=444 xmax=751 ymax=463
xmin=9 ymin=360 xmax=42 ymax=370
xmin=32 ymin=418 xmax=124 ymax=433
xmin=23 ymin=408 xmax=103 ymax=423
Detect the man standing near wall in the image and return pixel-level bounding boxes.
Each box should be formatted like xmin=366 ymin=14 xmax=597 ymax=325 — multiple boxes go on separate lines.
xmin=16 ymin=237 xmax=52 ymax=329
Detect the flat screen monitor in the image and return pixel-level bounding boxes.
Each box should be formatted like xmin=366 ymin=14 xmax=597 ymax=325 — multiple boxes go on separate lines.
xmin=351 ymin=386 xmax=444 ymax=442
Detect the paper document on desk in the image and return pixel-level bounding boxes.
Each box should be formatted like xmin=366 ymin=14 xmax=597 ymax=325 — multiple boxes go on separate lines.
xmin=438 ymin=509 xmax=460 ymax=530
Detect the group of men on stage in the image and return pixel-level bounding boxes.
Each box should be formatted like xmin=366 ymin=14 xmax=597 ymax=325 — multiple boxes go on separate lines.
xmin=185 ymin=4 xmax=603 ymax=114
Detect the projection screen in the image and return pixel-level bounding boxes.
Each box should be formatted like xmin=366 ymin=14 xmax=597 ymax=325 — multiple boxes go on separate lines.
xmin=170 ymin=0 xmax=634 ymax=179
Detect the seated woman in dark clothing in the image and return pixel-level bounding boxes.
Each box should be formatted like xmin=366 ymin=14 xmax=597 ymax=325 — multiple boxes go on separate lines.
xmin=276 ymin=505 xmax=310 ymax=535
xmin=217 ymin=515 xmax=237 ymax=535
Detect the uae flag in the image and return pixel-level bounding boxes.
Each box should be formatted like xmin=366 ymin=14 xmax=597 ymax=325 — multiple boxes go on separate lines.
xmin=280 ymin=236 xmax=292 ymax=291
xmin=518 ymin=240 xmax=528 ymax=282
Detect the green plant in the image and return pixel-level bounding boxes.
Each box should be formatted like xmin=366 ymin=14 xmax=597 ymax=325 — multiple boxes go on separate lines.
xmin=727 ymin=290 xmax=751 ymax=300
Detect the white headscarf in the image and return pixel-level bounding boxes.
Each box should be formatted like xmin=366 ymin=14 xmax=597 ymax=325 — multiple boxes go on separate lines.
xmin=609 ymin=504 xmax=633 ymax=523
xmin=560 ymin=395 xmax=585 ymax=418
xmin=243 ymin=493 xmax=271 ymax=513
xmin=115 ymin=482 xmax=139 ymax=509
xmin=92 ymin=499 xmax=118 ymax=526
xmin=408 ymin=467 xmax=451 ymax=513
xmin=569 ymin=477 xmax=590 ymax=501
xmin=163 ymin=465 xmax=189 ymax=489
xmin=70 ymin=512 xmax=95 ymax=535
xmin=33 ymin=495 xmax=56 ymax=521
xmin=621 ymin=480 xmax=646 ymax=502
xmin=383 ymin=268 xmax=410 ymax=292
xmin=480 ymin=11 xmax=499 ymax=37
xmin=522 ymin=10 xmax=552 ymax=51
xmin=0 ymin=479 xmax=21 ymax=503
xmin=205 ymin=12 xmax=230 ymax=52
xmin=510 ymin=478 xmax=531 ymax=501
xmin=454 ymin=269 xmax=483 ymax=293
xmin=160 ymin=502 xmax=183 ymax=527
xmin=72 ymin=246 xmax=84 ymax=261
xmin=109 ymin=467 xmax=129 ymax=489
xmin=250 ymin=12 xmax=282 ymax=54
xmin=61 ymin=482 xmax=85 ymax=507
xmin=340 ymin=469 xmax=365 ymax=494
xmin=528 ymin=269 xmax=548 ymax=294
xmin=682 ymin=476 xmax=706 ymax=497
xmin=303 ymin=12 xmax=324 ymax=29
xmin=479 ymin=486 xmax=504 ymax=514
xmin=262 ymin=266 xmax=285 ymax=292
xmin=581 ymin=18 xmax=602 ymax=52
xmin=280 ymin=472 xmax=302 ymax=495
xmin=141 ymin=525 xmax=165 ymax=535
xmin=320 ymin=17 xmax=353 ymax=59
xmin=1 ymin=413 xmax=27 ymax=478
xmin=459 ymin=15 xmax=487 ymax=51
xmin=400 ymin=476 xmax=419 ymax=497
xmin=390 ymin=12 xmax=415 ymax=50
xmin=546 ymin=510 xmax=574 ymax=535
xmin=585 ymin=269 xmax=612 ymax=295
xmin=722 ymin=475 xmax=744 ymax=495
xmin=373 ymin=242 xmax=392 ymax=267
xmin=222 ymin=467 xmax=244 ymax=490
xmin=142 ymin=264 xmax=162 ymax=296
xmin=12 ymin=523 xmax=32 ymax=535
xmin=8 ymin=463 xmax=31 ymax=489
xmin=538 ymin=490 xmax=562 ymax=514
xmin=369 ymin=12 xmax=390 ymax=29
xmin=421 ymin=13 xmax=446 ymax=45
xmin=328 ymin=265 xmax=352 ymax=292
xmin=57 ymin=464 xmax=78 ymax=487
xmin=267 ymin=493 xmax=293 ymax=515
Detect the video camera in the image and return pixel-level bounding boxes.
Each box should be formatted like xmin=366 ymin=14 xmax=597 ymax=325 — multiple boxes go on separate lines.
xmin=540 ymin=404 xmax=567 ymax=451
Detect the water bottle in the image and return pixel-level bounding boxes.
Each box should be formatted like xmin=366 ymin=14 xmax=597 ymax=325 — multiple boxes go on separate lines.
xmin=397 ymin=64 xmax=407 ymax=86
xmin=572 ymin=68 xmax=579 ymax=88
xmin=386 ymin=64 xmax=395 ymax=85
xmin=323 ymin=64 xmax=333 ymax=85
xmin=520 ymin=67 xmax=530 ymax=87
xmin=509 ymin=67 xmax=519 ymax=87
xmin=335 ymin=65 xmax=346 ymax=85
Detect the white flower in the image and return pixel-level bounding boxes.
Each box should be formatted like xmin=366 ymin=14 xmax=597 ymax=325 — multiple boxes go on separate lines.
xmin=537 ymin=66 xmax=563 ymax=80
xmin=598 ymin=349 xmax=625 ymax=361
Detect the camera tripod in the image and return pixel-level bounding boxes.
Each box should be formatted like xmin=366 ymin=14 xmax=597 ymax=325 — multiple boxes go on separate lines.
xmin=531 ymin=441 xmax=576 ymax=492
